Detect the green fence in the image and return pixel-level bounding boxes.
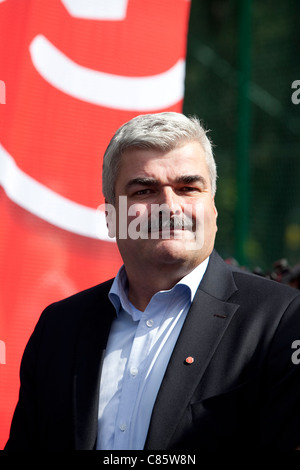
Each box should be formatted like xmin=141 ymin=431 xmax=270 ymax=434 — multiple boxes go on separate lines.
xmin=184 ymin=0 xmax=300 ymax=275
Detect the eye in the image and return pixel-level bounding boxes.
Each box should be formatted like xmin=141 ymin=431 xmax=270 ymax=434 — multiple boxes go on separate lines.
xmin=134 ymin=188 xmax=153 ymax=196
xmin=180 ymin=186 xmax=199 ymax=193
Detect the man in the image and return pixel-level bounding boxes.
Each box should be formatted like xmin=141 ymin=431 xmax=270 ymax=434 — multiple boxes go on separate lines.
xmin=5 ymin=112 xmax=300 ymax=450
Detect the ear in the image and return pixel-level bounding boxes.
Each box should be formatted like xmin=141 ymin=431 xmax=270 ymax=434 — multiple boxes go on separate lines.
xmin=212 ymin=196 xmax=218 ymax=218
xmin=105 ymin=200 xmax=116 ymax=238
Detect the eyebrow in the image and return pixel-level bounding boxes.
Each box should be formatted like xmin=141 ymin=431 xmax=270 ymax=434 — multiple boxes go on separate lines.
xmin=175 ymin=175 xmax=207 ymax=186
xmin=126 ymin=175 xmax=207 ymax=189
xmin=125 ymin=177 xmax=159 ymax=189
xmin=125 ymin=175 xmax=208 ymax=194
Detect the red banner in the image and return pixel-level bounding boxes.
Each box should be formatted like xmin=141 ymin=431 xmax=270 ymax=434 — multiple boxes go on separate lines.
xmin=0 ymin=0 xmax=190 ymax=448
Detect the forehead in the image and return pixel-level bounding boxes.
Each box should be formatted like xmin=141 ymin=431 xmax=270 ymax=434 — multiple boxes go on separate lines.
xmin=117 ymin=141 xmax=208 ymax=181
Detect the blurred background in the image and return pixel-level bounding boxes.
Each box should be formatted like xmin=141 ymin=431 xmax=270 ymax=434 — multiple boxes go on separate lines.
xmin=184 ymin=0 xmax=300 ymax=283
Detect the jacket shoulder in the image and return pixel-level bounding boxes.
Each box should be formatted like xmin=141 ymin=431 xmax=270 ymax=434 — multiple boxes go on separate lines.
xmin=35 ymin=278 xmax=115 ymax=336
xmin=204 ymin=250 xmax=300 ymax=308
xmin=48 ymin=278 xmax=114 ymax=311
xmin=230 ymin=265 xmax=300 ymax=298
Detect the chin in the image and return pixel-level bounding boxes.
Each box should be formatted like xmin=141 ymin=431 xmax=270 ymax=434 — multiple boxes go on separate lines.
xmin=150 ymin=238 xmax=195 ymax=264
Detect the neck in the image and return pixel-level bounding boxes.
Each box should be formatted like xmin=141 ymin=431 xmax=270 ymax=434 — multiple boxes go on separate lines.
xmin=125 ymin=262 xmax=198 ymax=311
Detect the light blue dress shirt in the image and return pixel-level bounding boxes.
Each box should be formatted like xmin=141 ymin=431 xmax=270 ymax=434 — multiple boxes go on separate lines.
xmin=96 ymin=257 xmax=209 ymax=450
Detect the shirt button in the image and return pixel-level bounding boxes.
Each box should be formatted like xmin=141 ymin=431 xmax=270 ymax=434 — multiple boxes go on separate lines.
xmin=130 ymin=367 xmax=138 ymax=376
xmin=119 ymin=423 xmax=127 ymax=432
xmin=146 ymin=319 xmax=154 ymax=328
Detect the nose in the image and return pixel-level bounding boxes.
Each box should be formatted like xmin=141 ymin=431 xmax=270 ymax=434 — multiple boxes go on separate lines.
xmin=158 ymin=186 xmax=182 ymax=216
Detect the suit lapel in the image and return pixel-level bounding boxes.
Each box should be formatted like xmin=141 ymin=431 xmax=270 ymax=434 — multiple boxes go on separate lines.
xmin=145 ymin=251 xmax=240 ymax=450
xmin=72 ymin=281 xmax=115 ymax=450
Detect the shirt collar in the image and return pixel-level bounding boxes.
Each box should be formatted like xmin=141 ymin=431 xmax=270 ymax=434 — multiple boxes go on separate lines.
xmin=109 ymin=265 xmax=131 ymax=316
xmin=109 ymin=257 xmax=210 ymax=318
xmin=176 ymin=256 xmax=209 ymax=301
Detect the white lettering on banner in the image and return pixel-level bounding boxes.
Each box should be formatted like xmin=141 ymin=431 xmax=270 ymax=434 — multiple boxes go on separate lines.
xmin=61 ymin=0 xmax=128 ymax=20
xmin=29 ymin=35 xmax=185 ymax=111
xmin=0 ymin=143 xmax=111 ymax=241
xmin=0 ymin=341 xmax=6 ymax=365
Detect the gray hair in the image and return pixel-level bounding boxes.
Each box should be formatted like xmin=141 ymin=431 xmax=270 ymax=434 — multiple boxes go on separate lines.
xmin=102 ymin=112 xmax=217 ymax=204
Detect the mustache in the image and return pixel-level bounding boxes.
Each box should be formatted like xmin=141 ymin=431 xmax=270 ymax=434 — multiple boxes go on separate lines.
xmin=142 ymin=212 xmax=195 ymax=233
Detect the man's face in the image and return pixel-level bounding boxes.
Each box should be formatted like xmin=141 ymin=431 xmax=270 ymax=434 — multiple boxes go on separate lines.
xmin=110 ymin=141 xmax=218 ymax=271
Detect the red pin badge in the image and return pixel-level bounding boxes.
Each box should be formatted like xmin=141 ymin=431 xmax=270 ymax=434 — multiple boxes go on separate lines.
xmin=185 ymin=356 xmax=194 ymax=365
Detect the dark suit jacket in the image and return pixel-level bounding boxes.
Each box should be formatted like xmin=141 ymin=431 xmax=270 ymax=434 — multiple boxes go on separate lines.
xmin=5 ymin=250 xmax=300 ymax=450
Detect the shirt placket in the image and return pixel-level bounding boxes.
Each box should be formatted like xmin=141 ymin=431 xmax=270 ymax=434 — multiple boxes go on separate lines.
xmin=113 ymin=312 xmax=157 ymax=449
